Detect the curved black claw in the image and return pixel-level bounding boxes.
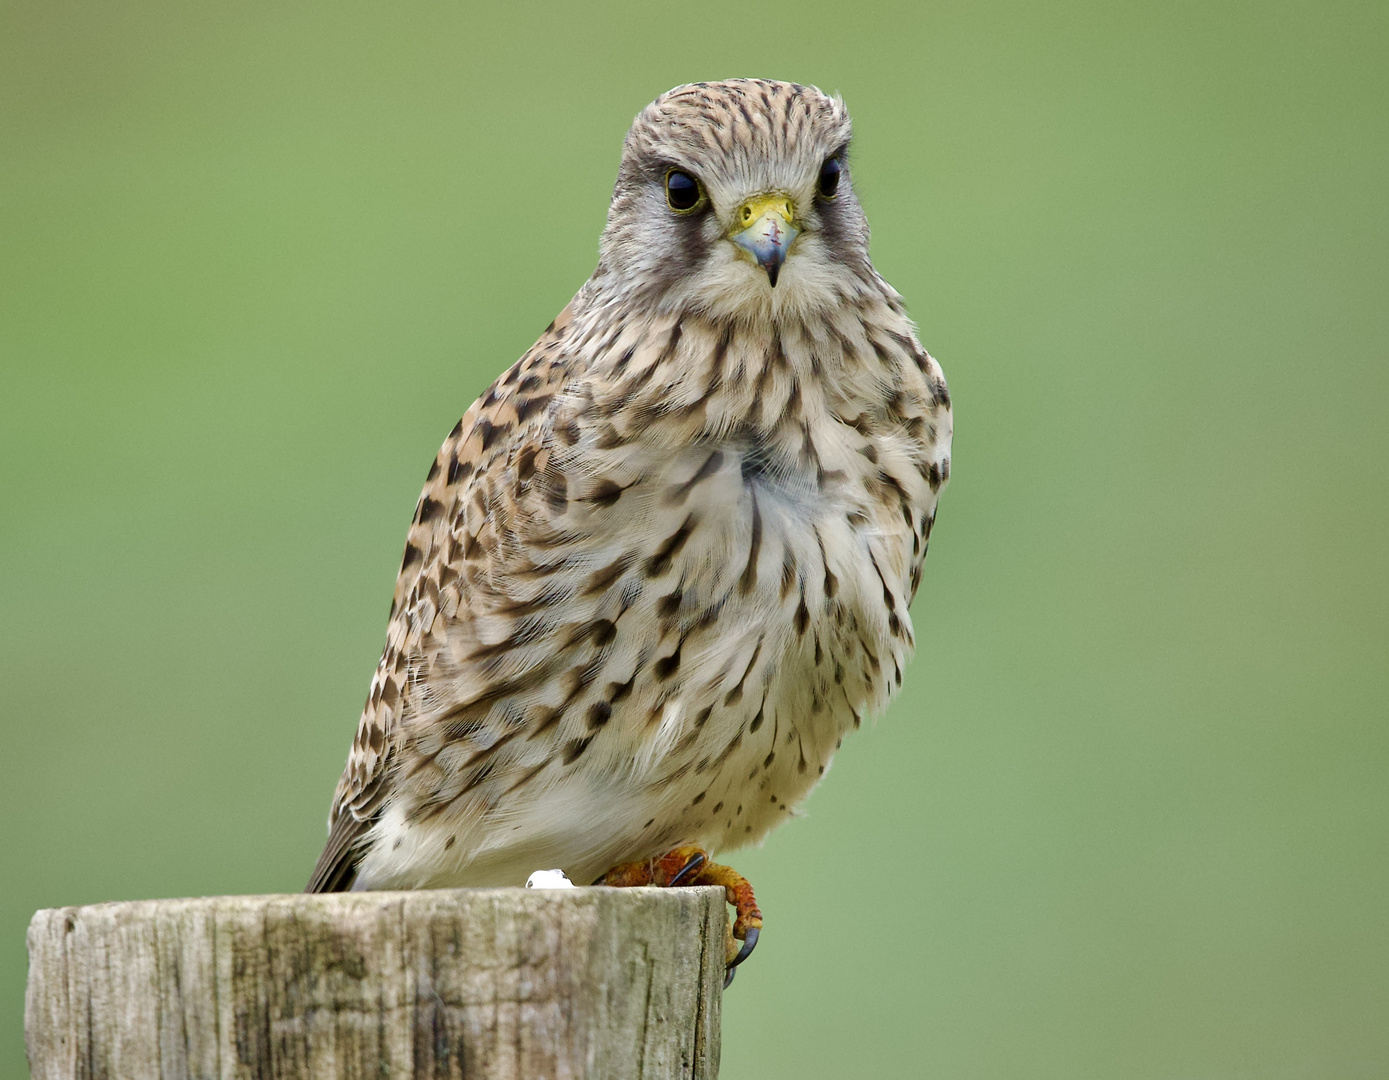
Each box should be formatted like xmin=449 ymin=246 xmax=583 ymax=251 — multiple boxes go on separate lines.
xmin=722 ymin=929 xmax=760 ymax=988
xmin=729 ymin=925 xmax=759 ymax=969
xmin=668 ymin=851 xmax=707 ymax=887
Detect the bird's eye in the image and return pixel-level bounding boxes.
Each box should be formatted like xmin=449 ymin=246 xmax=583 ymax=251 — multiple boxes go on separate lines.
xmin=665 ymin=170 xmax=703 ymax=212
xmin=818 ymin=157 xmax=843 ymax=199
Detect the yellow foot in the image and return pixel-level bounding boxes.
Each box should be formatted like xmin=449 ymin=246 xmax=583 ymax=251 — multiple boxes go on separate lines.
xmin=601 ymin=845 xmax=763 ymax=988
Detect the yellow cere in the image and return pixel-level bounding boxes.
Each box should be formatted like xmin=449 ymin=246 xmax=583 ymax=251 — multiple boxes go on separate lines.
xmin=734 ymin=192 xmax=796 ymax=231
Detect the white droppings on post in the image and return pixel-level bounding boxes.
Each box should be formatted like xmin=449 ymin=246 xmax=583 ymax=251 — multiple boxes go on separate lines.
xmin=526 ymin=868 xmax=578 ymax=889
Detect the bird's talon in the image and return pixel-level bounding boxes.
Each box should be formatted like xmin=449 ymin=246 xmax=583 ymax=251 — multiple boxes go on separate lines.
xmin=729 ymin=925 xmax=759 ymax=969
xmin=667 ymin=850 xmax=706 ymax=887
xmin=603 ymin=846 xmax=763 ymax=985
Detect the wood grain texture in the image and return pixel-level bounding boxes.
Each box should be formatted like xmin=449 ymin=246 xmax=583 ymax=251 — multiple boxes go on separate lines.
xmin=26 ymin=886 xmax=723 ymax=1080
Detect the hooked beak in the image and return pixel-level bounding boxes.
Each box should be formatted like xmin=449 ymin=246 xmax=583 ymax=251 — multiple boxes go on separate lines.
xmin=730 ymin=193 xmax=799 ymax=288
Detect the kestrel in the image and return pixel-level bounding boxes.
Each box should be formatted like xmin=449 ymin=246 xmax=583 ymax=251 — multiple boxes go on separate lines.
xmin=308 ymin=79 xmax=952 ymax=983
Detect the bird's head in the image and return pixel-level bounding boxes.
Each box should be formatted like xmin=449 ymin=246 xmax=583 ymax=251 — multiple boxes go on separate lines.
xmin=592 ymin=79 xmax=873 ymax=322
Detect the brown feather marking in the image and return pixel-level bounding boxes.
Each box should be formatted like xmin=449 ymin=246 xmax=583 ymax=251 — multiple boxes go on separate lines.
xmin=738 ymin=492 xmax=762 ymax=595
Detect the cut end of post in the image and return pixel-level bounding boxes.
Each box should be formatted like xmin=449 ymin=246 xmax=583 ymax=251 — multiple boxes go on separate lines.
xmin=27 ymin=886 xmax=725 ymax=1080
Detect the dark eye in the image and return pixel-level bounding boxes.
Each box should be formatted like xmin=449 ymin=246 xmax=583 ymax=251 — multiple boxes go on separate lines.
xmin=818 ymin=157 xmax=842 ymax=199
xmin=665 ymin=170 xmax=702 ymax=212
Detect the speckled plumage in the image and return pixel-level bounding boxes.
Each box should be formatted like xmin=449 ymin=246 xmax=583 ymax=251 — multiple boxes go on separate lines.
xmin=308 ymin=79 xmax=952 ymax=895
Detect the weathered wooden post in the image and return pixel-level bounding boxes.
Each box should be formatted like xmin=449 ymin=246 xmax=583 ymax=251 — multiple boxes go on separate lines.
xmin=26 ymin=886 xmax=724 ymax=1079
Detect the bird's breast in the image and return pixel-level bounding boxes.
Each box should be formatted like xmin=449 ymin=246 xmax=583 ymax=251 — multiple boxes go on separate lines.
xmin=530 ymin=408 xmax=926 ymax=852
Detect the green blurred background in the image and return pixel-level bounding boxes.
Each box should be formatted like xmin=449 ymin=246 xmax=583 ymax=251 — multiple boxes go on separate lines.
xmin=3 ymin=1 xmax=1386 ymax=1076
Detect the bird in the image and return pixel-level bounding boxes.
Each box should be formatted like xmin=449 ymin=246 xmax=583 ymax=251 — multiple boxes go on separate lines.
xmin=307 ymin=78 xmax=952 ymax=984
